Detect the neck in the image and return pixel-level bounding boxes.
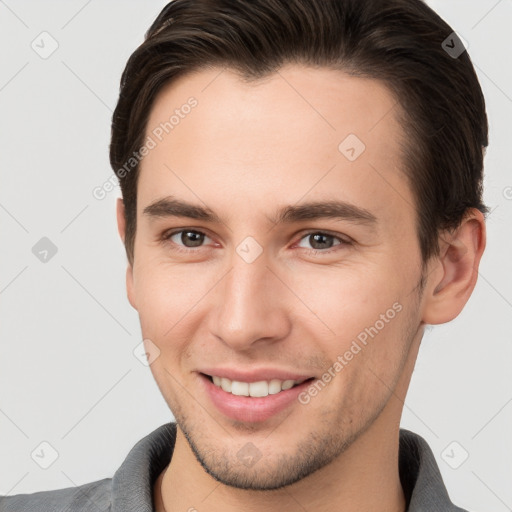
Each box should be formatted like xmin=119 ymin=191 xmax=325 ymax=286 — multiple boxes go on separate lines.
xmin=155 ymin=415 xmax=406 ymax=512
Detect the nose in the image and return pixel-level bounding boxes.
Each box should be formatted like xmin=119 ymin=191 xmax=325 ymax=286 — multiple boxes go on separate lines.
xmin=209 ymin=250 xmax=291 ymax=352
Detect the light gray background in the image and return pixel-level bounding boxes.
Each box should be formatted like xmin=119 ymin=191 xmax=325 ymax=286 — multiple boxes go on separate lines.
xmin=0 ymin=1 xmax=510 ymax=510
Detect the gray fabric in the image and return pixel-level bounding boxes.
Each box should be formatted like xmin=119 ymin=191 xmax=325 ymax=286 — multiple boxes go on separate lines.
xmin=0 ymin=423 xmax=469 ymax=511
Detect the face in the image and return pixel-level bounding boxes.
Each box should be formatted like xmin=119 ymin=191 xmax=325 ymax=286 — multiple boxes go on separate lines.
xmin=124 ymin=65 xmax=428 ymax=490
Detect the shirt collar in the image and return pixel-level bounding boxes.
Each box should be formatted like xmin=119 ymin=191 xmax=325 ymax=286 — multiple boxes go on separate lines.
xmin=399 ymin=428 xmax=467 ymax=511
xmin=111 ymin=422 xmax=465 ymax=511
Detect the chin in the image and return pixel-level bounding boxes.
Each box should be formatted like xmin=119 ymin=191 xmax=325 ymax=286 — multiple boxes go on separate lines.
xmin=179 ymin=415 xmax=359 ymax=491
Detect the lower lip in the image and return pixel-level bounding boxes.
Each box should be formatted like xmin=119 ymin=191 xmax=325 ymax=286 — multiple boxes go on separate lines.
xmin=200 ymin=374 xmax=313 ymax=423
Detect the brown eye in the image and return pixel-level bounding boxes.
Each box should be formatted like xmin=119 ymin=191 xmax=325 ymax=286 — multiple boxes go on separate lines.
xmin=163 ymin=229 xmax=212 ymax=250
xmin=178 ymin=230 xmax=205 ymax=247
xmin=295 ymin=231 xmax=351 ymax=254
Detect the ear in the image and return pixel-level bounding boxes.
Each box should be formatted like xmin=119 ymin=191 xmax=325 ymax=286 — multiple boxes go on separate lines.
xmin=421 ymin=208 xmax=486 ymax=325
xmin=116 ymin=197 xmax=127 ymax=243
xmin=116 ymin=198 xmax=137 ymax=310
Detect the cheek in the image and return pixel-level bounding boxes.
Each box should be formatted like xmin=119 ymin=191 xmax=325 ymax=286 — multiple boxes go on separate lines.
xmin=287 ymin=262 xmax=404 ymax=341
xmin=132 ymin=258 xmax=213 ymax=336
xmin=289 ymin=261 xmax=414 ymax=400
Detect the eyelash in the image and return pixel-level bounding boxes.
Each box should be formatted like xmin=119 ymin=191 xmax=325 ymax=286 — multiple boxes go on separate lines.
xmin=160 ymin=228 xmax=352 ymax=256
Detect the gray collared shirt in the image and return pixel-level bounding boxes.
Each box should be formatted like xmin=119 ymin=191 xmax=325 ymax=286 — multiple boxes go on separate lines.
xmin=0 ymin=423 xmax=469 ymax=511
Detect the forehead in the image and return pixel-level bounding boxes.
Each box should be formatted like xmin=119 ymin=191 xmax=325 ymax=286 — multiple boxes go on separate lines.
xmin=143 ymin=64 xmax=402 ymax=153
xmin=138 ymin=64 xmax=412 ymax=228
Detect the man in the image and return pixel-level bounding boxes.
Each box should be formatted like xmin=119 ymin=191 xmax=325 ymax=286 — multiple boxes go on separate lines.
xmin=1 ymin=0 xmax=488 ymax=510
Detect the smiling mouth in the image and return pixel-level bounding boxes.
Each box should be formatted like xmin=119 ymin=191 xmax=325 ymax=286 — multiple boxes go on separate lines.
xmin=202 ymin=373 xmax=314 ymax=398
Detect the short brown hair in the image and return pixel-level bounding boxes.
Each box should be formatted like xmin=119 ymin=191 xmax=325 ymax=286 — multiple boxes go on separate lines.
xmin=110 ymin=0 xmax=489 ymax=267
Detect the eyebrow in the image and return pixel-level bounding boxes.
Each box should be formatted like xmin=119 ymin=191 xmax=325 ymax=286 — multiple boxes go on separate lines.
xmin=142 ymin=196 xmax=378 ymax=228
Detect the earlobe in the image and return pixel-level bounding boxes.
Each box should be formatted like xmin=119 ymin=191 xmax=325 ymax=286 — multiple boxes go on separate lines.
xmin=116 ymin=197 xmax=138 ymax=310
xmin=116 ymin=198 xmax=126 ymax=244
xmin=126 ymin=264 xmax=137 ymax=311
xmin=421 ymin=209 xmax=486 ymax=325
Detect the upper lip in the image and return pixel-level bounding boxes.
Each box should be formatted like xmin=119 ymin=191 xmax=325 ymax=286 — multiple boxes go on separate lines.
xmin=199 ymin=368 xmax=313 ymax=383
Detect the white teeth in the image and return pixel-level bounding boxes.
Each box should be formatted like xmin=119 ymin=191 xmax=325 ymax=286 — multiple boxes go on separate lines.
xmin=210 ymin=376 xmax=305 ymax=397
xmin=268 ymin=379 xmax=282 ymax=395
xmin=249 ymin=381 xmax=268 ymax=397
xmin=220 ymin=377 xmax=232 ymax=392
xmin=231 ymin=381 xmax=249 ymax=396
xmin=281 ymin=380 xmax=295 ymax=390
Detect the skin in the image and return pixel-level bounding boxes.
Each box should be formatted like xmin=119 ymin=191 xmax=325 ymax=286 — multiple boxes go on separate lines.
xmin=116 ymin=64 xmax=486 ymax=512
